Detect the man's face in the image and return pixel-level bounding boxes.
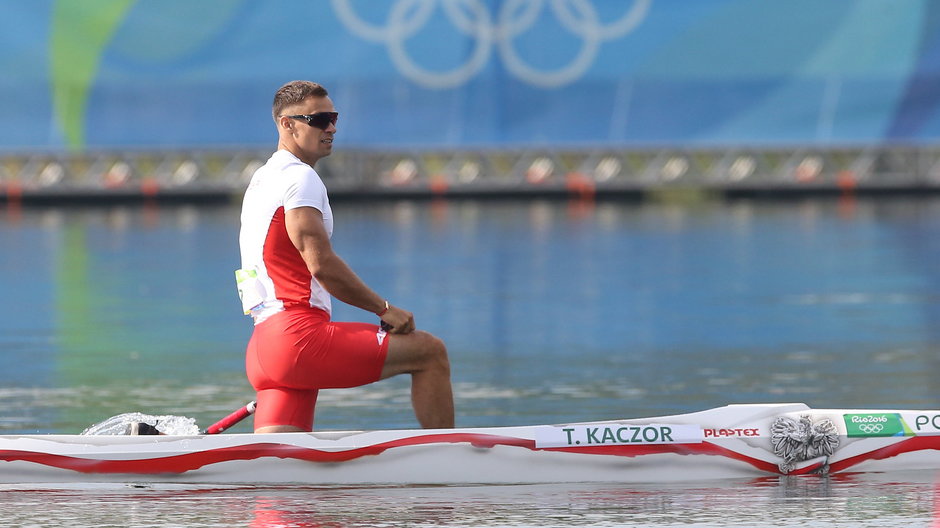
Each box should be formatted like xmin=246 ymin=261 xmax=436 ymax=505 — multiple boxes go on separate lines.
xmin=282 ymin=96 xmax=336 ymax=163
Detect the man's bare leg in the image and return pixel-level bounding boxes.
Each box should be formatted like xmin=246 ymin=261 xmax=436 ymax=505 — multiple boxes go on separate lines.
xmin=381 ymin=331 xmax=455 ymax=428
xmin=255 ymin=425 xmax=306 ymax=433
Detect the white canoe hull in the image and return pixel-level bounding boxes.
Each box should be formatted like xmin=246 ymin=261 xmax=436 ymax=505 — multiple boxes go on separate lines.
xmin=4 ymin=403 xmax=940 ymax=485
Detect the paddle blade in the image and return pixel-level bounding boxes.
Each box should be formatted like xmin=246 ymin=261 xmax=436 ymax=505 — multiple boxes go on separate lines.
xmin=81 ymin=412 xmax=199 ymax=435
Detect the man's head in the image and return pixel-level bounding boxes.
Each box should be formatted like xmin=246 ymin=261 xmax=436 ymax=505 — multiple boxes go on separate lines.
xmin=273 ymin=80 xmax=337 ymax=166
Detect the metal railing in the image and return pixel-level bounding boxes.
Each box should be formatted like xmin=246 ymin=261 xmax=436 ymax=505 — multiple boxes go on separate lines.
xmin=3 ymin=145 xmax=940 ymax=202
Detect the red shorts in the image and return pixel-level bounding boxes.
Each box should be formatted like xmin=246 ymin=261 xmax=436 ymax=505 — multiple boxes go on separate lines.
xmin=245 ymin=306 xmax=389 ymax=431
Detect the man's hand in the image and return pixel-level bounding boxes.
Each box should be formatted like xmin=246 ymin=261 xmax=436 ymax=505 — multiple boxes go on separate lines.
xmin=381 ymin=304 xmax=415 ymax=334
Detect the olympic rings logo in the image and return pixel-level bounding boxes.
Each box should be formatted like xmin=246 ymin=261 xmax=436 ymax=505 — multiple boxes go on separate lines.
xmin=858 ymin=424 xmax=884 ymax=434
xmin=331 ymin=0 xmax=651 ymax=88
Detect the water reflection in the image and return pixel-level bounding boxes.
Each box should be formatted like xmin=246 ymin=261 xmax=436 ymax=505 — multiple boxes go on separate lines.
xmin=2 ymin=473 xmax=936 ymax=528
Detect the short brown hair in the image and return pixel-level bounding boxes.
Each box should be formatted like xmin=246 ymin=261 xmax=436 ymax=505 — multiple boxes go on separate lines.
xmin=272 ymin=81 xmax=329 ymax=121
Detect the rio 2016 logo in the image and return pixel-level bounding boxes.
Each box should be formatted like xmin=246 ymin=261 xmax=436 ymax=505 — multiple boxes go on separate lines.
xmin=843 ymin=413 xmax=906 ymax=438
xmin=331 ymin=0 xmax=651 ymax=88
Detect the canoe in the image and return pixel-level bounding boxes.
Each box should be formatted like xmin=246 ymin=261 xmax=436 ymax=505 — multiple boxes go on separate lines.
xmin=3 ymin=403 xmax=940 ymax=485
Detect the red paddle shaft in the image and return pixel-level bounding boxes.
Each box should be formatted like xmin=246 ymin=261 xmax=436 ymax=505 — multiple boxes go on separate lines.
xmin=204 ymin=401 xmax=256 ymax=434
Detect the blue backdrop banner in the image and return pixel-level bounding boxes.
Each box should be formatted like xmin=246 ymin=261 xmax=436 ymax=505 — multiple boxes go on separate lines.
xmin=2 ymin=0 xmax=939 ymax=150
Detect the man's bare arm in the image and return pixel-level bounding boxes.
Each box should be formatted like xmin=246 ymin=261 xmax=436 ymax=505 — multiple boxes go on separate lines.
xmin=285 ymin=206 xmax=414 ymax=333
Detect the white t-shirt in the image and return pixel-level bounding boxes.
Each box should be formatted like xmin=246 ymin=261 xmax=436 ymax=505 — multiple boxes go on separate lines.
xmin=238 ymin=150 xmax=333 ymax=324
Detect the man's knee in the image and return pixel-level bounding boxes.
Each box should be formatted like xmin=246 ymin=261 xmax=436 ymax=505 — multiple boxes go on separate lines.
xmin=425 ymin=334 xmax=450 ymax=374
xmin=383 ymin=331 xmax=450 ymax=378
xmin=412 ymin=331 xmax=448 ymax=372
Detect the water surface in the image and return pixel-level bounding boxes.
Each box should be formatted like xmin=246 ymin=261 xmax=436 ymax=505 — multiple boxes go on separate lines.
xmin=2 ymin=196 xmax=940 ymax=526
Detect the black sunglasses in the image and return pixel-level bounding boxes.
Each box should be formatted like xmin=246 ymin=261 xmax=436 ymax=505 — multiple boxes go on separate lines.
xmin=284 ymin=112 xmax=338 ymax=130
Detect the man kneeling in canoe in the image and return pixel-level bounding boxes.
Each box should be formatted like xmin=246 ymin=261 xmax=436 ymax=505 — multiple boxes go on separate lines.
xmin=236 ymin=80 xmax=454 ymax=433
